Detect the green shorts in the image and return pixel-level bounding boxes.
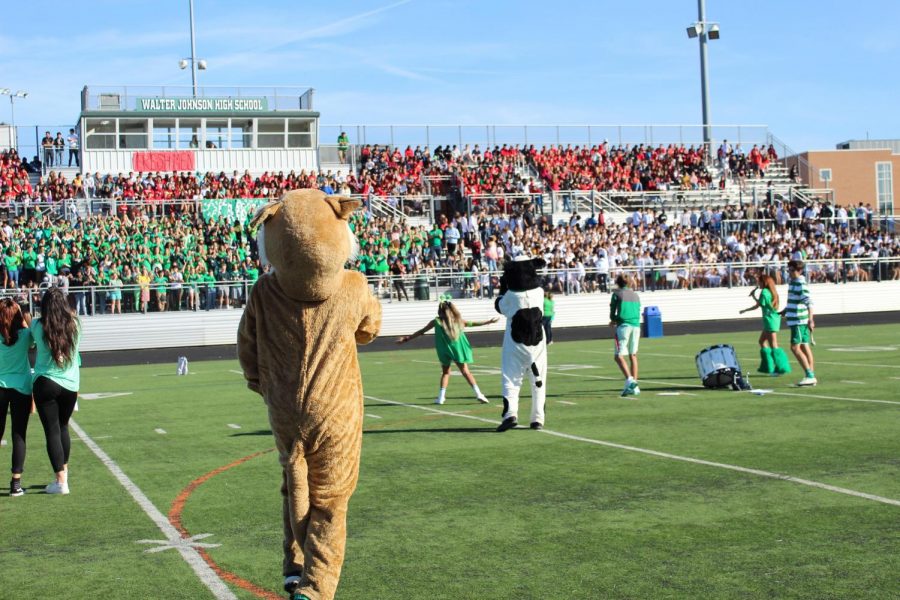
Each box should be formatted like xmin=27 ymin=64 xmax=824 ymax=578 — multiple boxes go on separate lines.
xmin=791 ymin=324 xmax=811 ymax=345
xmin=614 ymin=324 xmax=640 ymax=357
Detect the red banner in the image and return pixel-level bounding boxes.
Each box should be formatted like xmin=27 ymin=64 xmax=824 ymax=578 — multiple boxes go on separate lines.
xmin=132 ymin=151 xmax=195 ymax=172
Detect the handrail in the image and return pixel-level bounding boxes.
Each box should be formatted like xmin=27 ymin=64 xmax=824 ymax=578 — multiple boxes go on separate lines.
xmin=6 ymin=255 xmax=897 ymax=314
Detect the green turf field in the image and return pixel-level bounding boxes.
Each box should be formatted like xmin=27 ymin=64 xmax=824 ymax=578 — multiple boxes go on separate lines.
xmin=1 ymin=324 xmax=899 ymax=599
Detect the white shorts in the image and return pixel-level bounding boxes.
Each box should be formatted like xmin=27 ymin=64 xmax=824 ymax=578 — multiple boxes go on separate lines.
xmin=614 ymin=324 xmax=640 ymax=357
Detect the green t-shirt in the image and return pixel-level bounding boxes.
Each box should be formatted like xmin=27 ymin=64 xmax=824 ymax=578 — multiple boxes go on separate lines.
xmin=0 ymin=328 xmax=34 ymax=394
xmin=32 ymin=319 xmax=81 ymax=392
xmin=610 ymin=287 xmax=641 ymax=327
xmin=759 ymin=288 xmax=781 ymax=332
xmin=543 ymin=297 xmax=555 ymax=320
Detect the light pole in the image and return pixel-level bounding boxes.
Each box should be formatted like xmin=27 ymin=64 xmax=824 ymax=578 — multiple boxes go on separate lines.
xmin=686 ymin=0 xmax=720 ymax=160
xmin=0 ymin=89 xmax=28 ymax=152
xmin=179 ymin=0 xmax=207 ymax=97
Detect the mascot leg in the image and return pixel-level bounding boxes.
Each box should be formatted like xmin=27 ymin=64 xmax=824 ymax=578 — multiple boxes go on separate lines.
xmin=528 ymin=349 xmax=548 ymax=428
xmin=757 ymin=347 xmax=774 ymax=374
xmin=499 ymin=349 xmax=524 ymax=431
xmin=772 ymin=347 xmax=792 ymax=375
xmin=271 ymin=429 xmax=309 ymax=582
xmin=295 ymin=424 xmax=362 ymax=600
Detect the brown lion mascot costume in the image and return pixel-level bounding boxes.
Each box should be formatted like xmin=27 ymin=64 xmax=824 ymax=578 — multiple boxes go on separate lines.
xmin=237 ymin=189 xmax=382 ymax=600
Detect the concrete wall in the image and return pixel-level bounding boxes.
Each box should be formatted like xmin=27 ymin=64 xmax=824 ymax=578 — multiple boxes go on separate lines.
xmin=78 ymin=281 xmax=900 ymax=352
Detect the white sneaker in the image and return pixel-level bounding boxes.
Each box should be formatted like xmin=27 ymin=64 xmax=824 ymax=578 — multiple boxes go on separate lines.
xmin=797 ymin=377 xmax=818 ymax=387
xmin=475 ymin=394 xmax=490 ymax=404
xmin=434 ymin=397 xmax=445 ymax=405
xmin=631 ymin=385 xmax=641 ymax=396
xmin=46 ymin=481 xmax=70 ymax=495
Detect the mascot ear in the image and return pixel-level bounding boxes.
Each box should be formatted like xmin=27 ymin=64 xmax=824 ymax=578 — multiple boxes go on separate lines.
xmin=324 ymin=195 xmax=362 ymax=221
xmin=531 ymin=258 xmax=547 ymax=269
xmin=250 ymin=200 xmax=283 ymax=229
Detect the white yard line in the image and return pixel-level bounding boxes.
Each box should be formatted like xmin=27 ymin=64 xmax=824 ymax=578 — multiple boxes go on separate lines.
xmin=69 ymin=420 xmax=238 ymax=600
xmin=364 ymin=395 xmax=900 ymax=508
xmin=556 ymin=400 xmax=577 ymax=406
xmin=840 ymin=381 xmax=866 ymax=385
xmin=365 ymin=413 xmax=383 ymax=419
xmin=227 ymin=424 xmax=241 ymax=429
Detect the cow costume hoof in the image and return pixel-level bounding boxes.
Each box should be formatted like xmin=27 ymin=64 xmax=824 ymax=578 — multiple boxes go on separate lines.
xmin=530 ymin=422 xmax=543 ymax=430
xmin=496 ymin=417 xmax=518 ymax=432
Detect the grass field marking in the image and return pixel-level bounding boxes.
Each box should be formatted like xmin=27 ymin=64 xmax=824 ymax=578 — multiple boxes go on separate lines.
xmin=840 ymin=381 xmax=866 ymax=385
xmin=364 ymin=395 xmax=900 ymax=507
xmin=816 ymin=360 xmax=900 ymax=369
xmin=68 ymin=419 xmax=239 ymax=600
xmin=169 ymin=449 xmax=283 ymax=600
xmin=154 ymin=428 xmax=167 ymax=435
xmin=366 ymin=413 xmax=384 ymax=419
xmin=80 ymin=392 xmax=134 ymax=400
xmin=228 ymin=369 xmax=244 ymax=375
xmin=828 ymin=346 xmax=897 ymax=352
xmin=227 ymin=424 xmax=242 ymax=429
xmin=556 ymin=400 xmax=577 ymax=405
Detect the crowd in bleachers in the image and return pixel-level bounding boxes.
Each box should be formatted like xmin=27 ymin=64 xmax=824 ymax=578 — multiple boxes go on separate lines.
xmin=1 ymin=147 xmax=898 ymax=313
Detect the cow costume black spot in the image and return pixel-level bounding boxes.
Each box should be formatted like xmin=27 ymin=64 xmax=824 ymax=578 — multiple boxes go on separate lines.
xmin=494 ymin=256 xmax=548 ymax=432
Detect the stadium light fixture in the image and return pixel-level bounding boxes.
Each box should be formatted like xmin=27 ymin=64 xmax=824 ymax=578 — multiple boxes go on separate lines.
xmin=1 ymin=88 xmax=28 ymax=151
xmin=179 ymin=0 xmax=208 ymax=97
xmin=686 ymin=0 xmax=720 ymax=158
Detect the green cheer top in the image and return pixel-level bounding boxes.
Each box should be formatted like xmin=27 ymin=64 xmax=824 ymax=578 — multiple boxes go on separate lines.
xmin=758 ymin=288 xmax=782 ymax=333
xmin=0 ymin=328 xmax=34 ymax=395
xmin=32 ymin=318 xmax=81 ymax=392
xmin=433 ymin=319 xmax=474 ymax=366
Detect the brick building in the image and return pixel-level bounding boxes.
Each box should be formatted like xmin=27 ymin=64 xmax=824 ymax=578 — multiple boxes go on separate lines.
xmin=786 ymin=139 xmax=898 ymax=214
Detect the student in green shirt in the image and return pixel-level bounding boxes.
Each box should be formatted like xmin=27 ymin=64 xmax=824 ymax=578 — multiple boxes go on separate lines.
xmin=0 ymin=299 xmax=34 ymax=496
xmin=610 ymin=274 xmax=642 ymax=397
xmin=542 ymin=290 xmax=555 ymax=345
xmin=4 ymin=247 xmax=21 ymax=288
xmin=740 ymin=272 xmax=791 ymax=376
xmin=32 ymin=288 xmax=81 ymax=495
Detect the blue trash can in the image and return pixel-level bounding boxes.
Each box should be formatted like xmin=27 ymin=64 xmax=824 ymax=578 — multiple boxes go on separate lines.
xmin=642 ymin=306 xmax=663 ymax=338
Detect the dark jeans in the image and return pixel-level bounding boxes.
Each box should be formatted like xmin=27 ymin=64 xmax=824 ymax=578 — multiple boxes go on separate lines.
xmin=0 ymin=387 xmax=31 ymax=475
xmin=33 ymin=376 xmax=78 ymax=473
xmin=542 ymin=317 xmax=553 ymax=344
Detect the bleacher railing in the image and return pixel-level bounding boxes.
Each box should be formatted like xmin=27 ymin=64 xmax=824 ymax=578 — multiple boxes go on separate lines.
xmin=4 ymin=257 xmax=898 ymax=317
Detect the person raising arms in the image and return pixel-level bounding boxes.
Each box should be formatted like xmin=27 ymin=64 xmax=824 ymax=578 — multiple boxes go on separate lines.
xmin=397 ymin=295 xmax=497 ymax=405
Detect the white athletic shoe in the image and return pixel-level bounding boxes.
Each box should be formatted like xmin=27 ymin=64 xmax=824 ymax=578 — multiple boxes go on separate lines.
xmin=45 ymin=481 xmax=69 ymax=495
xmin=797 ymin=377 xmax=818 ymax=387
xmin=475 ymin=394 xmax=490 ymax=404
xmin=434 ymin=397 xmax=445 ymax=405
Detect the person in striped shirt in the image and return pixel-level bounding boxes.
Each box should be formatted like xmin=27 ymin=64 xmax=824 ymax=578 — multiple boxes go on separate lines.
xmin=783 ymin=260 xmax=817 ymax=386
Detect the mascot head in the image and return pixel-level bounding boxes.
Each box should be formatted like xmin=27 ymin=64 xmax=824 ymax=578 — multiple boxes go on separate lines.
xmin=251 ymin=189 xmax=361 ymax=301
xmin=499 ymin=255 xmax=546 ymax=294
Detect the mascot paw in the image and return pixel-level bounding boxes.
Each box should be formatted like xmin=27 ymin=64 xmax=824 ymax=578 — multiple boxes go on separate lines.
xmin=283 ymin=574 xmax=302 ymax=594
xmin=530 ymin=422 xmax=543 ymax=430
xmin=496 ymin=417 xmax=518 ymax=432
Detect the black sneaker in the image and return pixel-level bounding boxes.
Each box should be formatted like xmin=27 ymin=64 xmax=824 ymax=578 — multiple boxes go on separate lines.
xmin=496 ymin=417 xmax=518 ymax=432
xmin=10 ymin=478 xmax=24 ymax=497
xmin=283 ymin=573 xmax=302 ymax=594
xmin=530 ymin=422 xmax=543 ymax=430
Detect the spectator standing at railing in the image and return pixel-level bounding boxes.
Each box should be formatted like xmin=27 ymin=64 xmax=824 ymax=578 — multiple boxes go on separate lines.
xmin=41 ymin=132 xmax=54 ymax=168
xmin=337 ymin=132 xmax=349 ymax=163
xmin=4 ymin=246 xmax=21 ymax=289
xmin=53 ymin=133 xmax=65 ymax=168
xmin=137 ymin=267 xmax=151 ymax=313
xmin=108 ymin=271 xmax=123 ymax=314
xmin=66 ymin=129 xmax=79 ymax=168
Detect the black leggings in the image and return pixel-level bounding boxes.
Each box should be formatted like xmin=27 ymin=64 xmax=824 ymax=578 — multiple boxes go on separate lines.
xmin=33 ymin=377 xmax=78 ymax=473
xmin=0 ymin=387 xmax=31 ymax=475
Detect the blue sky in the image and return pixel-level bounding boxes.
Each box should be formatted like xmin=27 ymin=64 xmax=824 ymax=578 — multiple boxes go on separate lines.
xmin=1 ymin=0 xmax=898 ymax=151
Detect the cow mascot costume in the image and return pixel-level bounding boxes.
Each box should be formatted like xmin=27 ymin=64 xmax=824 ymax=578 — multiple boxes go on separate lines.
xmin=238 ymin=189 xmax=382 ymax=600
xmin=494 ymin=255 xmax=548 ymax=432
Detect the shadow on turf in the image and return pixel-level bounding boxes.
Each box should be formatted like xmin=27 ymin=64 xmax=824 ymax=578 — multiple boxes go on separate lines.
xmin=363 ymin=427 xmax=496 ymax=435
xmin=230 ymin=429 xmax=272 ymax=437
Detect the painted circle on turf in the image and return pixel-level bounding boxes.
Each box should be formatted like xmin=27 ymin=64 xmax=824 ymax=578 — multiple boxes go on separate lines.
xmin=827 ymin=346 xmax=897 ymax=352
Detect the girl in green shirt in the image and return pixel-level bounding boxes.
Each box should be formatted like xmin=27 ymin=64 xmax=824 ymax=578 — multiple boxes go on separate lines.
xmin=32 ymin=288 xmax=81 ymax=495
xmin=0 ymin=299 xmax=33 ymax=496
xmin=396 ymin=296 xmax=498 ymax=405
xmin=740 ymin=273 xmax=791 ymax=375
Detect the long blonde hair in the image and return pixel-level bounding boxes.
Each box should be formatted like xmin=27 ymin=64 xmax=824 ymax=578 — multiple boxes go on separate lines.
xmin=437 ymin=300 xmax=464 ymax=341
